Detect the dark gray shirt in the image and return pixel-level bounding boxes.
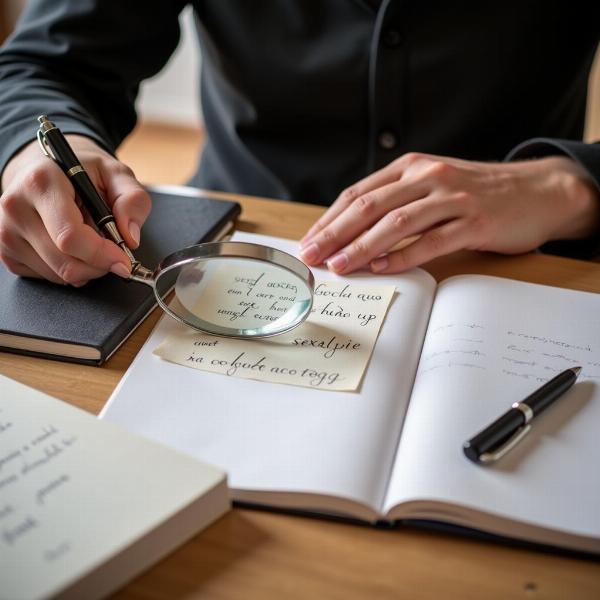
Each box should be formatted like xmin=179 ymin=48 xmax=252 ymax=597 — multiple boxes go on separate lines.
xmin=1 ymin=1 xmax=599 ymax=254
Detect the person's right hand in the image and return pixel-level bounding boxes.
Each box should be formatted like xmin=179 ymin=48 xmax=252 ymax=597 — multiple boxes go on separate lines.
xmin=0 ymin=135 xmax=151 ymax=286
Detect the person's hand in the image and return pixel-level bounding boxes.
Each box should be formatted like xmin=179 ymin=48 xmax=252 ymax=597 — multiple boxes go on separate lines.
xmin=0 ymin=135 xmax=151 ymax=286
xmin=299 ymin=153 xmax=600 ymax=274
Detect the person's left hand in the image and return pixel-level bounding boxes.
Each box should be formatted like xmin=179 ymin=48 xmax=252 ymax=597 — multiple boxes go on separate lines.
xmin=299 ymin=153 xmax=600 ymax=274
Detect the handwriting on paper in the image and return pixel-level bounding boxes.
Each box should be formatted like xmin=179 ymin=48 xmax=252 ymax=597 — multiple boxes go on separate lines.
xmin=175 ymin=261 xmax=309 ymax=331
xmin=0 ymin=407 xmax=75 ymax=561
xmin=501 ymin=329 xmax=600 ymax=382
xmin=417 ymin=322 xmax=489 ymax=376
xmin=417 ymin=321 xmax=600 ymax=383
xmin=154 ymin=279 xmax=396 ymax=391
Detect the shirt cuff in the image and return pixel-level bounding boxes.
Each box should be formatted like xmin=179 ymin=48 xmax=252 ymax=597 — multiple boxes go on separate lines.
xmin=505 ymin=137 xmax=600 ymax=260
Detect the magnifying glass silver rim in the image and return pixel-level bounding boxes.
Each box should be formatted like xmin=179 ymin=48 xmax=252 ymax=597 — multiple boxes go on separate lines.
xmin=130 ymin=241 xmax=315 ymax=338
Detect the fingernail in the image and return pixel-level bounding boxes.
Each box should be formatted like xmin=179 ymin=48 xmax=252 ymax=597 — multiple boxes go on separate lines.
xmin=129 ymin=221 xmax=140 ymax=247
xmin=327 ymin=253 xmax=348 ymax=273
xmin=110 ymin=262 xmax=131 ymax=278
xmin=299 ymin=242 xmax=319 ymax=263
xmin=370 ymin=256 xmax=388 ymax=273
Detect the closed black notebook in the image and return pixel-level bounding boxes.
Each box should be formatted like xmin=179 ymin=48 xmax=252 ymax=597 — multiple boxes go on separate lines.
xmin=0 ymin=186 xmax=241 ymax=365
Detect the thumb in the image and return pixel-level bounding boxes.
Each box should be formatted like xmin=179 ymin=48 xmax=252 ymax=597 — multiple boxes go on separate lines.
xmin=101 ymin=161 xmax=152 ymax=249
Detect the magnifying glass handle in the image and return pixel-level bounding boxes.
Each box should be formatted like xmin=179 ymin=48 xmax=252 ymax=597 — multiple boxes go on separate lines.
xmin=129 ymin=264 xmax=154 ymax=285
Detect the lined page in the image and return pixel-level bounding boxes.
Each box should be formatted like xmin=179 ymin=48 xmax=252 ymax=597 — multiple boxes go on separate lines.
xmin=102 ymin=232 xmax=436 ymax=513
xmin=384 ymin=275 xmax=600 ymax=540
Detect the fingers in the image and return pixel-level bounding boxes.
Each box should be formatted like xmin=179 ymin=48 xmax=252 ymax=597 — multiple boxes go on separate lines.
xmin=1 ymin=190 xmax=111 ymax=286
xmin=0 ymin=136 xmax=144 ymax=285
xmin=370 ymin=219 xmax=471 ymax=274
xmin=323 ymin=195 xmax=457 ymax=274
xmin=300 ymin=157 xmax=409 ymax=244
xmin=23 ymin=213 xmax=109 ymax=285
xmin=1 ymin=257 xmax=40 ymax=279
xmin=101 ymin=162 xmax=152 ymax=249
xmin=299 ymin=178 xmax=429 ymax=267
xmin=298 ymin=153 xmax=501 ymax=275
xmin=31 ymin=169 xmax=131 ymax=272
xmin=0 ymin=225 xmax=64 ymax=283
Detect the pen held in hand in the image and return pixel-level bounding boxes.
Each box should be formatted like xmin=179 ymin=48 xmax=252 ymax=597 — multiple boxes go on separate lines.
xmin=35 ymin=116 xmax=316 ymax=339
xmin=36 ymin=115 xmax=137 ymax=266
xmin=463 ymin=366 xmax=582 ymax=465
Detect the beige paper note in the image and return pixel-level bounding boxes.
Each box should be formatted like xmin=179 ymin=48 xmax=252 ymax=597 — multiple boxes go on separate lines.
xmin=154 ymin=278 xmax=396 ymax=391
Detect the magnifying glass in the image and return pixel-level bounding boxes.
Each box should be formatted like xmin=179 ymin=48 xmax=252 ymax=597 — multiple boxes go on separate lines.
xmin=129 ymin=241 xmax=314 ymax=338
xmin=37 ymin=115 xmax=314 ymax=338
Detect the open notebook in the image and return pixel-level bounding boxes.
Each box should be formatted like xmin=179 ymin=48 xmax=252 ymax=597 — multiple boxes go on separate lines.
xmin=101 ymin=232 xmax=600 ymax=555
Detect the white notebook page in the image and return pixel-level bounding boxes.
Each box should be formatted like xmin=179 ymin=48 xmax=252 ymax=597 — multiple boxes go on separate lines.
xmin=101 ymin=232 xmax=436 ymax=513
xmin=384 ymin=275 xmax=600 ymax=541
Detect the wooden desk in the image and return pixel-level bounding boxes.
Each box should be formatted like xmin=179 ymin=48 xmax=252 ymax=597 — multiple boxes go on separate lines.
xmin=1 ymin=193 xmax=599 ymax=599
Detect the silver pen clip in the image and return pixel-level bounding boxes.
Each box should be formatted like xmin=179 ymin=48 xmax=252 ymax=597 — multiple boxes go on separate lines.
xmin=479 ymin=423 xmax=532 ymax=464
xmin=37 ymin=116 xmax=59 ymax=163
xmin=37 ymin=129 xmax=55 ymax=161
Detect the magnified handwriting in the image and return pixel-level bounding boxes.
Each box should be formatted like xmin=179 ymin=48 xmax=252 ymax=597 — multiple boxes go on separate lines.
xmin=176 ymin=262 xmax=305 ymax=328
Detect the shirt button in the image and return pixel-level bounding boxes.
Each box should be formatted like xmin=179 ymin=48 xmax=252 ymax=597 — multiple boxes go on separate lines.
xmin=378 ymin=130 xmax=397 ymax=150
xmin=382 ymin=29 xmax=403 ymax=48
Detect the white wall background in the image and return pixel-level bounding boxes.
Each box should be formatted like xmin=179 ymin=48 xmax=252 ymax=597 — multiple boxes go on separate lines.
xmin=136 ymin=6 xmax=202 ymax=127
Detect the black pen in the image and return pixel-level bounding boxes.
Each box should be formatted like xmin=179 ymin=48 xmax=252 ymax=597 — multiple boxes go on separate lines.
xmin=37 ymin=115 xmax=147 ymax=277
xmin=463 ymin=366 xmax=582 ymax=465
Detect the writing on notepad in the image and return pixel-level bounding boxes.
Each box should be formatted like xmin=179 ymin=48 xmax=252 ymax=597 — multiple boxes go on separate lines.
xmin=154 ymin=279 xmax=396 ymax=391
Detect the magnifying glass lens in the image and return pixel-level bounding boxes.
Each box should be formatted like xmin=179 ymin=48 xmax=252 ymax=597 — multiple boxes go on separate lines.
xmin=153 ymin=254 xmax=313 ymax=338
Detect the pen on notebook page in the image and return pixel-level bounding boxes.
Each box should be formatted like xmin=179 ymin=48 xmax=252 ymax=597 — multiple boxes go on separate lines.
xmin=463 ymin=366 xmax=582 ymax=465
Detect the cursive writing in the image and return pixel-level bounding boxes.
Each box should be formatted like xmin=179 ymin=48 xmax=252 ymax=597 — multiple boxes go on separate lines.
xmin=155 ymin=279 xmax=396 ymax=391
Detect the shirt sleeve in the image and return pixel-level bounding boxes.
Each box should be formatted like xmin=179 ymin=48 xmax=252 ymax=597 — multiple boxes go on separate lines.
xmin=0 ymin=0 xmax=188 ymax=183
xmin=505 ymin=137 xmax=600 ymax=259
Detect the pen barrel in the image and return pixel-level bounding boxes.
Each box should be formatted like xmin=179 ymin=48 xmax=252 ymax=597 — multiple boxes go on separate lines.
xmin=463 ymin=409 xmax=524 ymax=463
xmin=42 ymin=126 xmax=81 ymax=169
xmin=42 ymin=126 xmax=112 ymax=226
xmin=523 ymin=371 xmax=576 ymax=415
xmin=69 ymin=170 xmax=112 ymax=226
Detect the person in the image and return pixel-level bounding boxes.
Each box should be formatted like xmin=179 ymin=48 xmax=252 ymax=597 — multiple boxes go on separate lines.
xmin=0 ymin=1 xmax=599 ymax=287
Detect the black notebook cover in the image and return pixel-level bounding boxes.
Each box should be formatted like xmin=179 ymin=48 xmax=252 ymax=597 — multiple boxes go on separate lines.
xmin=0 ymin=186 xmax=241 ymax=365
